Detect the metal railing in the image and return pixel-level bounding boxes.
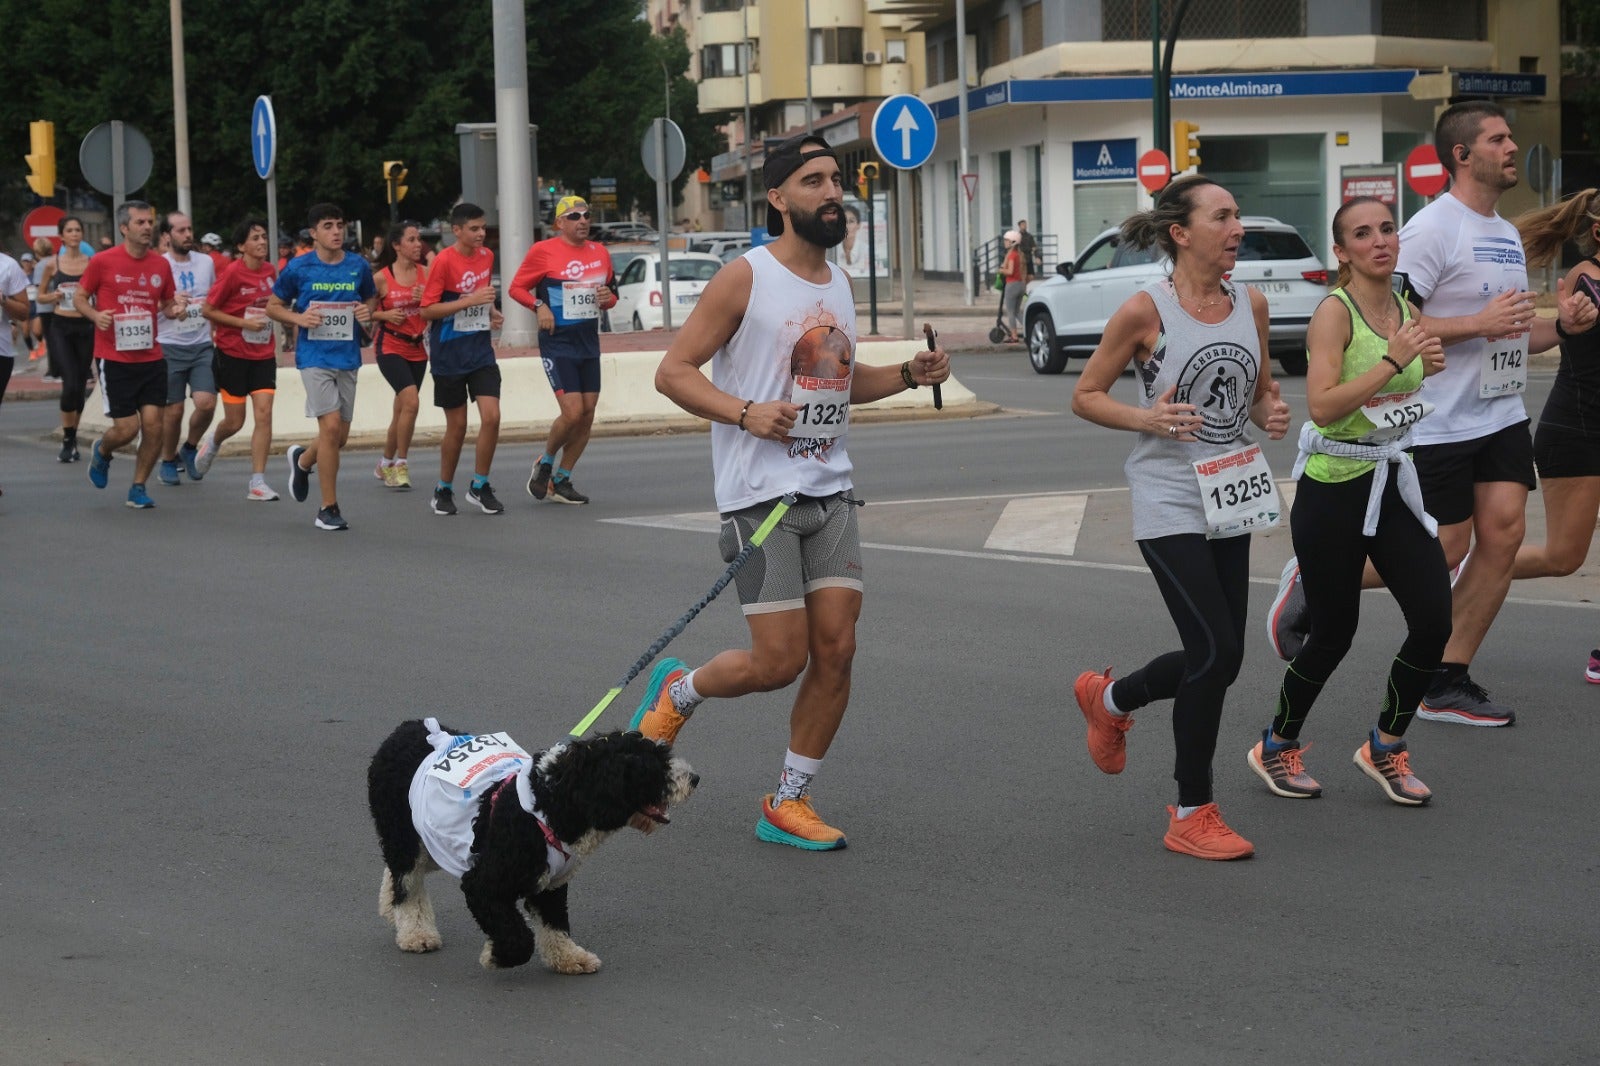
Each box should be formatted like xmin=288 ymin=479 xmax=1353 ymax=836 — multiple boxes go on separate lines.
xmin=971 ymin=233 xmax=1059 ymax=295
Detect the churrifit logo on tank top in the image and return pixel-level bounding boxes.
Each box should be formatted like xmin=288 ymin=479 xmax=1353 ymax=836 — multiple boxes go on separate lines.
xmin=783 ymin=304 xmax=853 ymax=463
xmin=1174 ymin=342 xmax=1254 ymax=444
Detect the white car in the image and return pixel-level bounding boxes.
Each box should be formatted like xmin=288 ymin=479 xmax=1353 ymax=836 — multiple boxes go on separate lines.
xmin=612 ymin=252 xmax=722 ymax=331
xmin=1022 ymin=216 xmax=1328 ymax=375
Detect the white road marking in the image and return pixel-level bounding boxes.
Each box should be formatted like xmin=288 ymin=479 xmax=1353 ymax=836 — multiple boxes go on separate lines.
xmin=983 ymin=494 xmax=1087 ymax=555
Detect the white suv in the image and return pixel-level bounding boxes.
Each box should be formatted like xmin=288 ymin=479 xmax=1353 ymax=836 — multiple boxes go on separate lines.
xmin=1022 ymin=217 xmax=1328 ymax=376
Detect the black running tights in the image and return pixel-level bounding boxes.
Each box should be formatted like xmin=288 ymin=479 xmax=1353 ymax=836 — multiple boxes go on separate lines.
xmin=1116 ymin=533 xmax=1251 ymax=808
xmin=51 ymin=316 xmax=95 ymax=415
xmin=1272 ymin=467 xmax=1451 ymax=741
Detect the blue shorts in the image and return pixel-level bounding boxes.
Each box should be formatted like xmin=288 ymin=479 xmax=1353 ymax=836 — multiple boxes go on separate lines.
xmin=542 ymin=356 xmax=601 ymax=396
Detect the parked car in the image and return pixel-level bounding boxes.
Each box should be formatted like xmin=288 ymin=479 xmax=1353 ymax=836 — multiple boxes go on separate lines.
xmin=592 ymin=221 xmax=658 ymax=243
xmin=1022 ymin=216 xmax=1328 ymax=376
xmin=611 ymin=252 xmax=723 ymax=331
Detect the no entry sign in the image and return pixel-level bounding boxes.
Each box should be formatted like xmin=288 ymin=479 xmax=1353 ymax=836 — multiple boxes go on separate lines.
xmin=1405 ymin=144 xmax=1448 ymax=197
xmin=1138 ymin=149 xmax=1171 ymax=193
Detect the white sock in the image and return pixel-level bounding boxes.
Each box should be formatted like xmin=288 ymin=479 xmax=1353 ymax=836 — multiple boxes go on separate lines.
xmin=669 ymin=669 xmax=704 ymax=714
xmin=250 ymin=473 xmax=266 ymax=488
xmin=380 ymin=457 xmax=394 ymax=468
xmin=395 ymin=457 xmax=407 ymax=467
xmin=1176 ymin=804 xmax=1201 ymax=820
xmin=775 ymin=750 xmax=823 ymax=805
xmin=1103 ymin=683 xmax=1127 ymax=716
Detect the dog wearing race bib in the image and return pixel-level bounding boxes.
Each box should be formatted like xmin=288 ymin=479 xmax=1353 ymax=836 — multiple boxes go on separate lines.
xmin=367 ymin=719 xmax=698 ymax=974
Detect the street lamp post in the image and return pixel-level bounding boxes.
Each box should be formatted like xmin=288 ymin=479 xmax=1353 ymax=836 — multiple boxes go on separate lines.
xmin=804 ymin=0 xmax=814 ymax=133
xmin=743 ymin=40 xmax=754 ymax=230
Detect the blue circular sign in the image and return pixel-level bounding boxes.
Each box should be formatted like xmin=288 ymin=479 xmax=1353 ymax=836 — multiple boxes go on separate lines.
xmin=251 ymin=96 xmax=277 ymax=180
xmin=871 ymin=94 xmax=937 ymax=171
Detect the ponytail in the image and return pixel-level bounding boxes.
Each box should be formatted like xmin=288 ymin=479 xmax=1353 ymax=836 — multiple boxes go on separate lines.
xmin=1121 ymin=175 xmax=1221 ymax=263
xmin=1514 ymin=189 xmax=1600 ymax=267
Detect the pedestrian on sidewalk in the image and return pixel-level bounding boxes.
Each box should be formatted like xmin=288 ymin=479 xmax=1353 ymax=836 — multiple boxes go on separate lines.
xmin=1000 ymin=230 xmax=1026 ymax=343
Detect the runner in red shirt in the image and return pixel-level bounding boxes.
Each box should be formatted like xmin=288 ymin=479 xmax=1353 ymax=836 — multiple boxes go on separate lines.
xmin=197 ymin=218 xmax=282 ymax=500
xmin=74 ymin=200 xmax=182 ymax=508
xmin=507 ymin=195 xmax=616 ymax=504
xmin=371 ymin=221 xmax=430 ymax=490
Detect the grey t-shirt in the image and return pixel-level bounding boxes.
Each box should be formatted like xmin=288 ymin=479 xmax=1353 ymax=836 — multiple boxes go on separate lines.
xmin=1124 ymin=279 xmax=1264 ymax=540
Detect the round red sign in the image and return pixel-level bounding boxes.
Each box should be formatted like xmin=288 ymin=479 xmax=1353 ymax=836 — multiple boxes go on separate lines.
xmin=1405 ymin=144 xmax=1449 ymax=197
xmin=20 ymin=206 xmax=66 ymax=252
xmin=1138 ymin=149 xmax=1172 ymax=193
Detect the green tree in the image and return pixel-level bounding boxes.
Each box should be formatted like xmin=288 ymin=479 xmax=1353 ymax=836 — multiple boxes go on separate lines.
xmin=0 ymin=0 xmax=711 ymax=246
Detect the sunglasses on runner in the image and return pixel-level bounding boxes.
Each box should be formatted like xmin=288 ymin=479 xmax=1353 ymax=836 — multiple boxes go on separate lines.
xmin=563 ymin=211 xmax=591 ymax=221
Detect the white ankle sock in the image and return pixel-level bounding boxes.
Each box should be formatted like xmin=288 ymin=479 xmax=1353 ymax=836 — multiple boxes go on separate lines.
xmin=669 ymin=670 xmax=703 ymax=714
xmin=1176 ymin=804 xmax=1201 ymax=819
xmin=775 ymin=750 xmax=823 ymax=804
xmin=1103 ymin=683 xmax=1127 ymax=716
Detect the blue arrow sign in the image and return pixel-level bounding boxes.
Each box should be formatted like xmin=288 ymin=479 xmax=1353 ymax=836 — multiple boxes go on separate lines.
xmin=871 ymin=94 xmax=937 ymax=171
xmin=251 ymin=96 xmax=276 ymax=180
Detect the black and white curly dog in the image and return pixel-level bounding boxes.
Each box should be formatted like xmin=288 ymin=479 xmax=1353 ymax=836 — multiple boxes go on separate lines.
xmin=367 ymin=717 xmax=697 ymax=974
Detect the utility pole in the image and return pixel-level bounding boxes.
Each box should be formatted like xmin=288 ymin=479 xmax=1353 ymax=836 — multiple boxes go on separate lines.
xmin=492 ymin=0 xmax=536 ymax=346
xmin=956 ymin=0 xmax=973 ymax=304
xmin=171 ymin=0 xmax=192 ymax=215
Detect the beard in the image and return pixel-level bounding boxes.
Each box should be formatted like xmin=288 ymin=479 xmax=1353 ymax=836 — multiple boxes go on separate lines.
xmin=789 ymin=202 xmax=847 ymax=248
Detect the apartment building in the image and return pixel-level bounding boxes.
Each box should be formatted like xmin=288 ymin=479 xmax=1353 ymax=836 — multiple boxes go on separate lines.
xmin=888 ymin=0 xmax=1561 ymax=272
xmin=690 ymin=0 xmax=928 ymax=229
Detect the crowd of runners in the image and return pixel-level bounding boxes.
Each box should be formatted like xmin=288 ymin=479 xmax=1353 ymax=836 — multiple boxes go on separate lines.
xmin=0 ymin=194 xmax=623 ymax=525
xmin=2 ymin=104 xmax=1597 ymax=860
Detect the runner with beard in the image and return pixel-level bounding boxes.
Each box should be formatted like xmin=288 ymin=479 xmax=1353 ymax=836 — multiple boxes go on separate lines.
xmin=633 ymin=134 xmax=951 ymax=850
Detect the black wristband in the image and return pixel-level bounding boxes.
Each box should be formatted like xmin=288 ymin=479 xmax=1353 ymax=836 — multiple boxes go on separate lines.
xmin=738 ymin=400 xmax=751 ymax=431
xmin=900 ymin=361 xmax=918 ymax=389
xmin=1557 ymin=319 xmax=1571 ymax=339
xmin=1382 ymin=355 xmax=1404 ymax=375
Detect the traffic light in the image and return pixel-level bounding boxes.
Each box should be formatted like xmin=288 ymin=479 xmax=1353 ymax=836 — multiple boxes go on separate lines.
xmin=384 ymin=160 xmax=409 ymax=204
xmin=26 ymin=120 xmax=56 ymax=198
xmin=1173 ymin=120 xmax=1201 ymax=173
xmin=856 ymin=161 xmax=879 ymax=201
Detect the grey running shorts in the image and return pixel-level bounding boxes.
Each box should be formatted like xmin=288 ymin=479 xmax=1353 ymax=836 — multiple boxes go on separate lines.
xmin=718 ymin=492 xmax=864 ymax=615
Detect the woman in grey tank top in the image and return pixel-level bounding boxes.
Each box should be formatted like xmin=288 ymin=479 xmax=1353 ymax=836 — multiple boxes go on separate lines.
xmin=1068 ymin=177 xmax=1290 ymax=861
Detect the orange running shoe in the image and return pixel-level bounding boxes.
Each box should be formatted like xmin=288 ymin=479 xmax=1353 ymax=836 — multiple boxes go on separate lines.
xmin=628 ymin=657 xmax=692 ymax=745
xmin=1353 ymin=738 xmax=1432 ymax=806
xmin=756 ymin=794 xmax=847 ymax=851
xmin=1162 ymin=804 xmax=1255 ymax=860
xmin=1074 ymin=668 xmax=1134 ymax=774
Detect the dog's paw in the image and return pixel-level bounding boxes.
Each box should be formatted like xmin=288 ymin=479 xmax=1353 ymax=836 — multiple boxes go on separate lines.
xmin=542 ymin=940 xmax=602 ymax=975
xmin=396 ymin=928 xmax=442 ymax=953
xmin=479 ymin=941 xmax=504 ymax=969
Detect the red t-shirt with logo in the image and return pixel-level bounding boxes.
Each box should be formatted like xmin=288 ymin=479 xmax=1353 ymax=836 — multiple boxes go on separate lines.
xmin=78 ymin=246 xmax=177 ymax=363
xmin=421 ymin=244 xmax=496 ymax=376
xmin=207 ymin=258 xmax=279 ymax=360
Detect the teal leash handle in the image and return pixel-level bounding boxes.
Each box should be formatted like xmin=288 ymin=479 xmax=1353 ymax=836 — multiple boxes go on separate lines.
xmin=569 ymin=493 xmax=796 ymax=737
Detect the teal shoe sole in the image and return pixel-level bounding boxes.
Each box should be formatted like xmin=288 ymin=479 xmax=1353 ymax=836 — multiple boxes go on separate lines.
xmin=629 ymin=657 xmax=687 ymax=731
xmin=755 ymin=816 xmax=847 ymax=851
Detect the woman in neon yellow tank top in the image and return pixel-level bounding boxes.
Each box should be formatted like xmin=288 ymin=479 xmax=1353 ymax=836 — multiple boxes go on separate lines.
xmin=1250 ymin=197 xmax=1452 ymax=808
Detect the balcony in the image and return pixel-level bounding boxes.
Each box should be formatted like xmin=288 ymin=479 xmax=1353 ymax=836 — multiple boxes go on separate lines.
xmin=699 ymin=9 xmax=747 ymax=46
xmin=699 ymin=73 xmax=766 ymax=114
xmin=808 ymin=63 xmax=866 ymax=97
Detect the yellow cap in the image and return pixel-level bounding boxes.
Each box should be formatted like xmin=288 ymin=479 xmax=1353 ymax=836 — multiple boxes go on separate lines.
xmin=555 ymin=195 xmax=589 ymax=218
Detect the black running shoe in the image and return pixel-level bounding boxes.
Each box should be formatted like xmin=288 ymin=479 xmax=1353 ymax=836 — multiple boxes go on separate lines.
xmin=431 ymin=486 xmax=458 ymax=515
xmin=468 ymin=481 xmax=504 ymax=514
xmin=58 ymin=438 xmax=78 ymax=463
xmin=314 ymin=504 xmax=348 ymax=531
xmin=287 ymin=445 xmax=311 ymax=503
xmin=1416 ymin=673 xmax=1515 ymax=727
xmin=527 ymin=460 xmax=552 ymax=500
xmin=549 ymin=477 xmax=589 ymax=505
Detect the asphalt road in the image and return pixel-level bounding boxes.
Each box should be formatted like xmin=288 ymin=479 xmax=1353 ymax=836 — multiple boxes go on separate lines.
xmin=1 ymin=356 xmax=1594 ymax=1065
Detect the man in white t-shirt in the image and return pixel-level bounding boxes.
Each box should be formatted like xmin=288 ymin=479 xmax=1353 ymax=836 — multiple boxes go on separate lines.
xmin=634 ymin=134 xmax=950 ymax=852
xmin=0 ymin=252 xmax=32 ymax=496
xmin=1394 ymin=102 xmax=1593 ymax=725
xmin=156 ymin=212 xmax=218 ymax=485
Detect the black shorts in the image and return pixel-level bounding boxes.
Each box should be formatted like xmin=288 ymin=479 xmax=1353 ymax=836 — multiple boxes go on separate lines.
xmin=214 ymin=352 xmax=277 ymax=401
xmin=433 ymin=363 xmax=502 ymax=409
xmin=1533 ymin=419 xmax=1600 ymax=479
xmin=377 ymin=352 xmax=428 ymax=394
xmin=541 ymin=355 xmax=601 ymax=396
xmin=1413 ymin=420 xmax=1537 ymax=525
xmin=100 ymin=358 xmax=168 ymax=419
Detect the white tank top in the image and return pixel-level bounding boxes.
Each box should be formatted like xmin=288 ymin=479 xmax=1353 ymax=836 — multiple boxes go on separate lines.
xmin=711 ymin=245 xmax=857 ymax=513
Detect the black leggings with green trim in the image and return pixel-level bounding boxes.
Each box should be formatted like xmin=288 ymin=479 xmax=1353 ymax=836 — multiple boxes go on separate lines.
xmin=1272 ymin=465 xmax=1452 ymax=741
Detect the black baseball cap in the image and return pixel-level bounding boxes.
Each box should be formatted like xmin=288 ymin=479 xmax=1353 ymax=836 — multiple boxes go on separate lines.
xmin=763 ymin=134 xmax=839 ymax=236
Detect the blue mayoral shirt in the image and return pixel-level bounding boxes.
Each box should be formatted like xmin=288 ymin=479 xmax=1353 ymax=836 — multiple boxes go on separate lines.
xmin=273 ymin=251 xmax=376 ymax=370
